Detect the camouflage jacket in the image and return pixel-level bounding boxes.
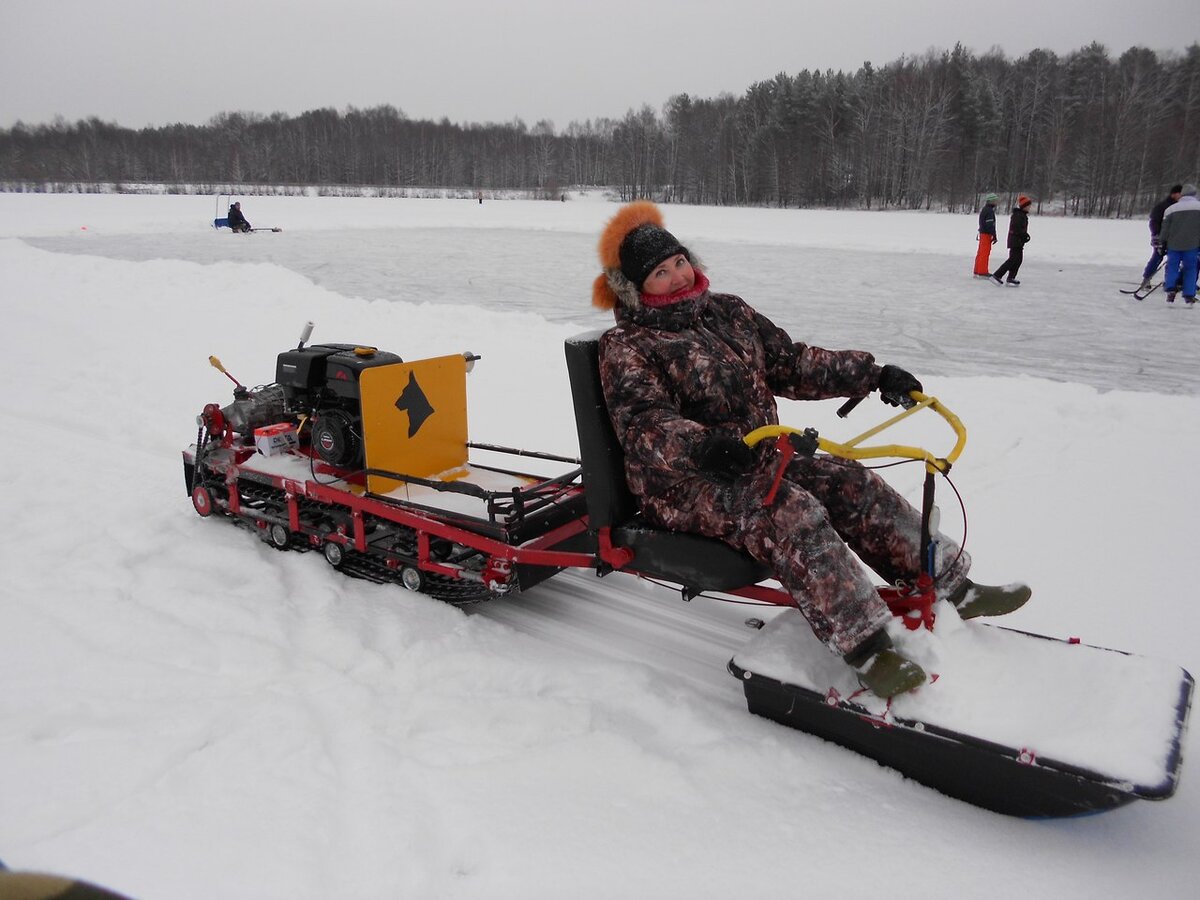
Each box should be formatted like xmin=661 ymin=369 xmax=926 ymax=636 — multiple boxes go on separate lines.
xmin=598 ymin=289 xmax=881 ymax=522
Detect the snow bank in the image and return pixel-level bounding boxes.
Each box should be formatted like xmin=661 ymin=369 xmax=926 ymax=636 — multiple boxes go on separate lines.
xmin=1 ymin=199 xmax=1197 ymax=899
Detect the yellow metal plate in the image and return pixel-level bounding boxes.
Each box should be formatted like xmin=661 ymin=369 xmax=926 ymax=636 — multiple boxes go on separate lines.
xmin=359 ymin=354 xmax=469 ymax=491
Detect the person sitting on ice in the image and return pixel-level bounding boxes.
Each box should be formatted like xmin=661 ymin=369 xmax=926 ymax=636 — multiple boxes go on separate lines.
xmin=227 ymin=201 xmax=251 ymax=233
xmin=592 ymin=201 xmax=1031 ymax=698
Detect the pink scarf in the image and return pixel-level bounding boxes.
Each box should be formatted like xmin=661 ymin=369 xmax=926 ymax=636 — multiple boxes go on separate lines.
xmin=639 ymin=271 xmax=710 ymax=308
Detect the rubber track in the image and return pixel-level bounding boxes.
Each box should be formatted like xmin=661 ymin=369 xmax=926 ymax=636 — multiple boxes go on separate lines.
xmin=206 ymin=468 xmax=496 ymax=606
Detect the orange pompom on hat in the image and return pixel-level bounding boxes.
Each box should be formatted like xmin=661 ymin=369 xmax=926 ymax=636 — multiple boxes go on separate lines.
xmin=591 ymin=200 xmax=695 ymax=310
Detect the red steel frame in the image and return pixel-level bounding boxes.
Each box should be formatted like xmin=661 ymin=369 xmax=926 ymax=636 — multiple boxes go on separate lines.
xmin=187 ymin=446 xmax=933 ymax=621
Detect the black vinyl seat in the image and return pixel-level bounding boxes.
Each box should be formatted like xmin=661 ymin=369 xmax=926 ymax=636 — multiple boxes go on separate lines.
xmin=564 ymin=330 xmax=770 ymax=593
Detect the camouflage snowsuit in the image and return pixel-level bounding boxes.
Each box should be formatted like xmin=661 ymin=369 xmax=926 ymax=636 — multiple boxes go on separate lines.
xmin=599 ymin=288 xmax=969 ymax=655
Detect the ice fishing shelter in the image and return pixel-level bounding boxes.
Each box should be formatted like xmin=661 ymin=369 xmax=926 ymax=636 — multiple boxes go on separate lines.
xmin=212 ymin=194 xmax=232 ymax=230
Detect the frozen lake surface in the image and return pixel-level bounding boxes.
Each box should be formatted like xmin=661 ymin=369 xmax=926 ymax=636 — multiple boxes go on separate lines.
xmin=16 ymin=192 xmax=1195 ymax=396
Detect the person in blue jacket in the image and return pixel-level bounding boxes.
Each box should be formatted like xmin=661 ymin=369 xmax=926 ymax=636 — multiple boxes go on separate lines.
xmin=1140 ymin=184 xmax=1183 ymax=290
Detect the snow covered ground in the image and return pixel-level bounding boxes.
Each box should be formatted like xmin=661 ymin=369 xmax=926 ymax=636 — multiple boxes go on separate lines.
xmin=1 ymin=193 xmax=1197 ymax=899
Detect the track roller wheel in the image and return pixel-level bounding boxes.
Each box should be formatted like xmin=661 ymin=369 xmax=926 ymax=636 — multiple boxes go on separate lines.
xmin=400 ymin=566 xmax=425 ymax=592
xmin=191 ymin=485 xmax=214 ymax=517
xmin=323 ymin=541 xmax=345 ymax=568
xmin=269 ymin=523 xmax=291 ymax=550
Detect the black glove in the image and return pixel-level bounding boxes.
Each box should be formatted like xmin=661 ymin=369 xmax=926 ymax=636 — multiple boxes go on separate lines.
xmin=991 ymin=235 xmax=998 ymax=244
xmin=1152 ymin=236 xmax=1163 ymax=251
xmin=1023 ymin=234 xmax=1031 ymax=244
xmin=878 ymin=365 xmax=922 ymax=408
xmin=693 ymin=430 xmax=754 ymax=479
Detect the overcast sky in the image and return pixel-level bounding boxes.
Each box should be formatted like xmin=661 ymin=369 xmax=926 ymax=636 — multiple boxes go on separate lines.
xmin=2 ymin=0 xmax=1195 ymax=132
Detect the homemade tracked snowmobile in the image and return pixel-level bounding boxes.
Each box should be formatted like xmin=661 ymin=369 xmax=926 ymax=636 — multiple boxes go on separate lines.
xmin=183 ymin=323 xmax=1193 ymax=818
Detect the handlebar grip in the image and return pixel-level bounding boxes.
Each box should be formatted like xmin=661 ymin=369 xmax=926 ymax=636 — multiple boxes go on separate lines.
xmin=837 ymin=396 xmax=866 ymax=418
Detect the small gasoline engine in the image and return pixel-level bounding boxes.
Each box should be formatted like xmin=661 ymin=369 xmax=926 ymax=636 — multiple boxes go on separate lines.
xmin=199 ymin=322 xmax=402 ymax=469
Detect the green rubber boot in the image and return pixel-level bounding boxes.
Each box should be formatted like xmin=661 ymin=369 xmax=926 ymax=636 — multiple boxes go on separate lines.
xmin=857 ymin=649 xmax=927 ymax=698
xmin=844 ymin=630 xmax=927 ymax=699
xmin=949 ymin=579 xmax=1032 ymax=620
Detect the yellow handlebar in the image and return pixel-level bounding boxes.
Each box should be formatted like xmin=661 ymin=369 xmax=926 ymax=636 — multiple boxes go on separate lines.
xmin=743 ymin=391 xmax=966 ymax=474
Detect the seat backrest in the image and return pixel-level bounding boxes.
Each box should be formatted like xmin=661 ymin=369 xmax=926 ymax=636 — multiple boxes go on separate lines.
xmin=564 ymin=330 xmax=638 ymax=529
xmin=565 ymin=330 xmax=772 ymax=593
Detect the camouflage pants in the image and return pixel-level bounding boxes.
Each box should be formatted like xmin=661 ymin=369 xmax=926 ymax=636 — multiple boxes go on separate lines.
xmin=650 ymin=454 xmax=970 ymax=655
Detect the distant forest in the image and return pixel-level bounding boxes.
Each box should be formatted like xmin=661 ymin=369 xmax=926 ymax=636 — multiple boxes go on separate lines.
xmin=3 ymin=42 xmax=1198 ymax=217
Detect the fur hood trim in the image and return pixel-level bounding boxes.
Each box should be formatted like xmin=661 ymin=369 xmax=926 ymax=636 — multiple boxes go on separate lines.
xmin=592 ymin=255 xmax=707 ymax=311
xmin=592 ymin=201 xmax=703 ymax=310
xmin=598 ymin=201 xmax=663 ymax=269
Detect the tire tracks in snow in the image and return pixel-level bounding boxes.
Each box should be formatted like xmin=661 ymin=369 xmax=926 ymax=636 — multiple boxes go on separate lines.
xmin=469 ymin=569 xmax=784 ymax=709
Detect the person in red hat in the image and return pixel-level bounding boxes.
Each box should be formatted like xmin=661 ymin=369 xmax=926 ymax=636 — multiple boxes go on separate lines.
xmin=592 ymin=201 xmax=1030 ymax=698
xmin=991 ymin=195 xmax=1033 ymax=286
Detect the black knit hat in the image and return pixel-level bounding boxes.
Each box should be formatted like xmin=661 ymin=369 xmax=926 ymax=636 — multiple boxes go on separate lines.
xmin=618 ymin=223 xmax=687 ymax=289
